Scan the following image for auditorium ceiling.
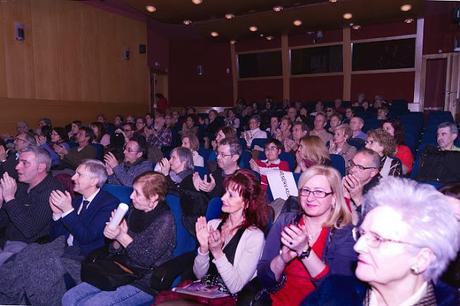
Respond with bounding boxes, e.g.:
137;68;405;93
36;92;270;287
117;0;424;40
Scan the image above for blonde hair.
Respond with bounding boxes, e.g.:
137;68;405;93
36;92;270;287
299;135;330;165
297;165;351;228
335;124;353;140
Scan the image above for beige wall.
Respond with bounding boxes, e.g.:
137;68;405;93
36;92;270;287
0;0;149;134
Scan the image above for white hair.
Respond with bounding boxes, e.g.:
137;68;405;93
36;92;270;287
363;176;460;282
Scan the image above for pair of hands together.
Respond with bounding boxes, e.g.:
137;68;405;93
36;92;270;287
342;173;364;205
0;172;18;204
192;173;215;193
279;223;311;264
195;216;224;259
104;152;119;176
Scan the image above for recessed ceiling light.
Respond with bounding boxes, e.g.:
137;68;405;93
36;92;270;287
183;19;192;25
249;26;258;32
293;20;302;26
225;13;235;20
352;24;361;30
266;36;274;41
404;18;414;24
400;4;412;12
230;40;237;44
210;31;219;37
259;33;265;37
273;6;283;12
329;0;337;3
145;5;156;13
192;0;203;5
343;13;353;20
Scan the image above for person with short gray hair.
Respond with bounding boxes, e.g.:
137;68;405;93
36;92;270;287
303;177;460;305
437;121;459;151
155;147;195;191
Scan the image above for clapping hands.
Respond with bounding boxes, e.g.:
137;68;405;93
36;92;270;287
192;173;216;193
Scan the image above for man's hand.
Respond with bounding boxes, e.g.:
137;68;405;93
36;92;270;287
49;190;73;214
104;152;119;169
343;174;364;206
198;174;216;193
1;173;17;202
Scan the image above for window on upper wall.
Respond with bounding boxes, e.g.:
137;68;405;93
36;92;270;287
352;38;415;71
290;45;343;75
238;51;282;78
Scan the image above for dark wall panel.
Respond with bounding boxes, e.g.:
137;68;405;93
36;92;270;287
351;72;414;102
290;75;343;102
238;79;283;102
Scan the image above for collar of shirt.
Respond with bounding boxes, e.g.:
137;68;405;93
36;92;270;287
82;188;101;211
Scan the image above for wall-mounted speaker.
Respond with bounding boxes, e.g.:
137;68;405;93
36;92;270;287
197;65;203;76
15;23;25;41
139;44;146;54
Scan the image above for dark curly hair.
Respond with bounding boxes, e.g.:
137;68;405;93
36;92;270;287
383;119;405;145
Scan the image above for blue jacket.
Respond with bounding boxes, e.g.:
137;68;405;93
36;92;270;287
302;275;459;306
257;212;358;291
50;190;119;256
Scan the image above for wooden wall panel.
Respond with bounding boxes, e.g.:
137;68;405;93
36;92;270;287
0;0;148;135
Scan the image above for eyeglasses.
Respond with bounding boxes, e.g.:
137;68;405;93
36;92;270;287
124;145;139;153
347;160;377;171
353;227;421;249
299;188;333;199
123;129;132;132
264;146;279;152
217;152;233;158
15;137;28;143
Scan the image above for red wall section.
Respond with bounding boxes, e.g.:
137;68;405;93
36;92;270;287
351;72;414;102
236;37;281;52
147;19;170;72
423;2;460;54
238;79;283;102
351;21;416;40
169;40;233;107
289;29;343;47
290;75;343;102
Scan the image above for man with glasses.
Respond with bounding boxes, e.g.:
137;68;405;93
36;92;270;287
0;132;37;180
193;137;241;198
343;148;381;216
105;135;153;187
0;146;64;265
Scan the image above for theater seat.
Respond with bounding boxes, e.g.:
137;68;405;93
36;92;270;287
206;197;223;221
101;184;133;204
329;154;346;177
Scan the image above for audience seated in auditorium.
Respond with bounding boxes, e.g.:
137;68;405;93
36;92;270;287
0;146;64;265
284;121;309;154
68;120;82;142
90;122;111;148
250;139;290;191
145;112;172;150
342;149;381;222
242;115;267;149
105;135;153;187
309;113;332;145
119;122;135;144
181;132;204;167
16;121;29;134
1;132;36;179
287;106;298;123
302;177;460;306
194;137;241;199
266;115;280;138
41;127;70;167
365;128;402;177
329;124;357;165
191;170;269;299
437;122;459;151
350;116;367;140
274;116;292;144
155;147;195;193
62;171;175;306
225;108;241;130
57;127;97;170
181;114;198;136
294;135;331;173
382;119;414;175
327;113;342;134
256;165;356;305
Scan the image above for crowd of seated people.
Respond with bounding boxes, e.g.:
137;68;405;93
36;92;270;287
0;94;455;305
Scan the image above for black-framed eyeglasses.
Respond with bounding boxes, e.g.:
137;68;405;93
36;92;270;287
347;160;377;171
123;145;139;153
353;227;421;249
299;188;333;199
217;152;233;158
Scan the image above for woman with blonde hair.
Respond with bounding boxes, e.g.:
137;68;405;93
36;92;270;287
257;165;356;305
329;124;356;165
295;135;331;173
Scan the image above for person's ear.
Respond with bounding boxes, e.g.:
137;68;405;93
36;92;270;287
231;154;240;162
37;162;47;173
411;248;434;275
149;193;159;207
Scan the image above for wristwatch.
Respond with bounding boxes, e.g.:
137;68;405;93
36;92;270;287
297;245;311;259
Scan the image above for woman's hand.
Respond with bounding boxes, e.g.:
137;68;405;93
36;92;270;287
280;224;310;255
158;158;170;176
104;210;121;240
208;228;224;259
249;159;260;173
195;216;210;253
279;245;297;264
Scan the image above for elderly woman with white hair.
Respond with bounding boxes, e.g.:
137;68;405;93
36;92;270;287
302;177;460;306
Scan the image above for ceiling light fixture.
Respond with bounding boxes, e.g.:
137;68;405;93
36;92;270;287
293;20;302;26
210;31;219;37
259;33;265;37
352;24;361;30
192;0;203;5
230;40;237;44
225;13;235;20
183;19;192;25
404;18;414;24
249;26;258;32
400;4;412;12
273;6;283;12
145;5;156;13
343;13;353;20
329;0;337;3
266;36;274;41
